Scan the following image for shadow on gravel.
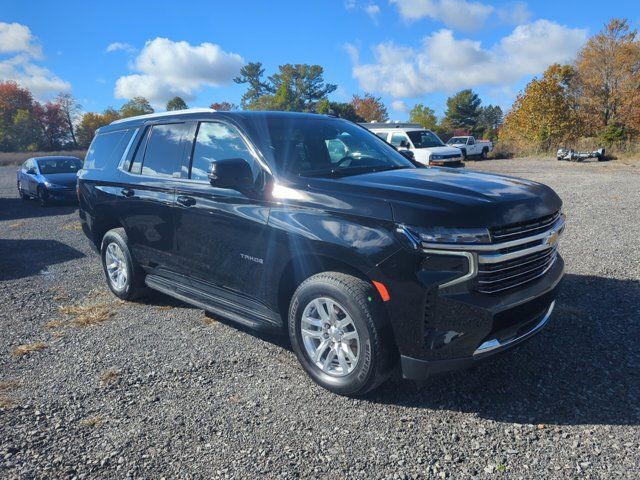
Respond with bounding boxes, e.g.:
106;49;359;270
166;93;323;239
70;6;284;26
0;239;85;281
367;273;640;427
0;197;77;221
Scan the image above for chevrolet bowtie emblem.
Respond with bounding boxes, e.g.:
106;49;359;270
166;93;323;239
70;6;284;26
545;230;559;247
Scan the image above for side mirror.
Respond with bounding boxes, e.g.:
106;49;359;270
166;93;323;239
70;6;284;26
208;158;253;189
399;140;410;149
27;168;37;175
400;150;415;161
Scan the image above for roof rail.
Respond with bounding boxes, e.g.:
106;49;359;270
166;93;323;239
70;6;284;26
359;122;423;130
110;108;217;125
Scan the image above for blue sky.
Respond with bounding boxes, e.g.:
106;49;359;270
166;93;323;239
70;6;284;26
1;0;638;119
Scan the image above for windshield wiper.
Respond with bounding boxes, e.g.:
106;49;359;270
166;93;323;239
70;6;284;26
302;164;411;178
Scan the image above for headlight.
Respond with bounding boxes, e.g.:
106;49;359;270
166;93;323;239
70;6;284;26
44;181;65;189
398;224;491;246
431;155;443;160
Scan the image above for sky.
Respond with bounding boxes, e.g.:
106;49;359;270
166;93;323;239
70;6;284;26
1;0;638;119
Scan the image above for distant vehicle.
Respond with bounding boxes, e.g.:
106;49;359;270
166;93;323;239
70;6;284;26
446;136;493;160
78;110;565;396
16;156;82;206
556;147;606;162
362;123;464;166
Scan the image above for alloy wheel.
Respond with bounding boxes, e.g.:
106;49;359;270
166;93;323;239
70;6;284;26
300;297;361;377
105;242;128;291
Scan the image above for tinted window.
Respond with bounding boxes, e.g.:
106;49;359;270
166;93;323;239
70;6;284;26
84;130;134;170
37;158;82;174
140;123;188;178
407;130;444;148
261;117;413;177
190;122;255;181
375;132;388;141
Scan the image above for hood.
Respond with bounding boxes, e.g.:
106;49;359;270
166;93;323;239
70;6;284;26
307;167;562;229
41;172;78;187
447;142;466;148
418;146;461;155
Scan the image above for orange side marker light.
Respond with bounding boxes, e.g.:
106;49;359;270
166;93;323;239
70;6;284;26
372;281;391;302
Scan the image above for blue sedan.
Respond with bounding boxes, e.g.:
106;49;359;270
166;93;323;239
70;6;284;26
17;156;82;206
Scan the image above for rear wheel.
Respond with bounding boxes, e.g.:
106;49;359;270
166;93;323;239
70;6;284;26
481;148;488;160
101;228;146;300
288;272;397;396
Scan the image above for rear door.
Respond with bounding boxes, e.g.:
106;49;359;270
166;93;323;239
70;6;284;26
172;120;270;297
117;122;189;271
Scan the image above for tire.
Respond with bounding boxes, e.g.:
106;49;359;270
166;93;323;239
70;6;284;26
481;148;488;160
101;228;146;300
17;182;28;200
460;149;467;160
37;186;49;207
288;272;397;396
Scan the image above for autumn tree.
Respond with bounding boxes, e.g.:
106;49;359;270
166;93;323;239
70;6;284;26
575;18;640;134
166;96;188;111
210;101;238;111
442;89;482;134
409;104;437;130
55;93;81;148
33;102;69;150
119;97;153;118
0;81;38;151
233;62;272;109
499;64;581;151
476;105;503;140
351;93;388;122
76;108;120;148
316;99;364;122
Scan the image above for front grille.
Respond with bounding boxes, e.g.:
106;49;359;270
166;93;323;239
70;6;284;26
474;211;564;294
476;246;558;293
490;211;560;242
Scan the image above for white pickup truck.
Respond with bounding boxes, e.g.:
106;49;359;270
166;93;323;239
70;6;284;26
363;123;464;166
446;136;493;159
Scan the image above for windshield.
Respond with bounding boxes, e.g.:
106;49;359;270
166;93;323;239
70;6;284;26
448;137;468;144
406;130;444;149
261;117;414;178
37;158;82;174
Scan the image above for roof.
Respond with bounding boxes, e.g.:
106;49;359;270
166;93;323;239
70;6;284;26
33;156;82;161
360;122;424;130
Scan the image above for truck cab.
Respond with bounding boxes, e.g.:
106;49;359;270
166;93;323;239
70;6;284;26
446;136;493;159
363;123;464;167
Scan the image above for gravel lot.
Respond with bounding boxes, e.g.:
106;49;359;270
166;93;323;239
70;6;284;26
1;158;639;479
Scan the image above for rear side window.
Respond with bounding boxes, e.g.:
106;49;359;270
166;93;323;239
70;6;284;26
84;130;134;170
190;122;255;181
139;123;188;178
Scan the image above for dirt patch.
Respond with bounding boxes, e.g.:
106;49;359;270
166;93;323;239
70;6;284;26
12;342;47;357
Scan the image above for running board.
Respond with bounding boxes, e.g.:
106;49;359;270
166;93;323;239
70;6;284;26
145;274;282;332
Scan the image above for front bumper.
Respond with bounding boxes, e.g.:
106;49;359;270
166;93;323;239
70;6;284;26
430;157;464;167
375;245;564;380
44;187;77;202
401;298;556;379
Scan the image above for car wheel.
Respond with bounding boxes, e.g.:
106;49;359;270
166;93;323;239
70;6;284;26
101;228;146;300
37;186;49;207
481;148;488;160
288;272;397;396
460;148;467;160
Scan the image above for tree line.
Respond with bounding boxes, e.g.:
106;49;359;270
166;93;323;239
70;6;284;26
1;17;636;154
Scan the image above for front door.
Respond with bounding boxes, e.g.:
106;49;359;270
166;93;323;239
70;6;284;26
173;121;270;299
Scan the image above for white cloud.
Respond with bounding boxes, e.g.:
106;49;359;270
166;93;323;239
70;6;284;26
114;38;244;107
350;20;587;98
390;0;494;31
345;0;357;9
0;54;70;98
365;4;381;23
106;42;136;54
0;22;70;99
498;2;532;24
0;22;42;58
390;0;533;30
392;100;409;112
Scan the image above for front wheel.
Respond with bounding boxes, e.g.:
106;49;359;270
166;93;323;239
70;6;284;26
288;272;397;396
18;182;28;200
101;228;146;300
37;186;49;207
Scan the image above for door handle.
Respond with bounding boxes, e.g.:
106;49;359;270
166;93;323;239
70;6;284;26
121;188;134;197
177;195;196;207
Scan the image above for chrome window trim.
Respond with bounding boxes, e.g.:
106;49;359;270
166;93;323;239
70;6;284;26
117;128;140;171
473;300;555;355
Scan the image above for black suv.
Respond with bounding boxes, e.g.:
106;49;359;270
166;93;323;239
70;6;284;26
78;110;564;396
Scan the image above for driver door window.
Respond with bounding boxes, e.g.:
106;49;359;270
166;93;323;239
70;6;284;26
190;122;256;181
390;133;410;148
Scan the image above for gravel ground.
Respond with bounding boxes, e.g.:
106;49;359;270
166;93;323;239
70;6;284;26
1;158;639;479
